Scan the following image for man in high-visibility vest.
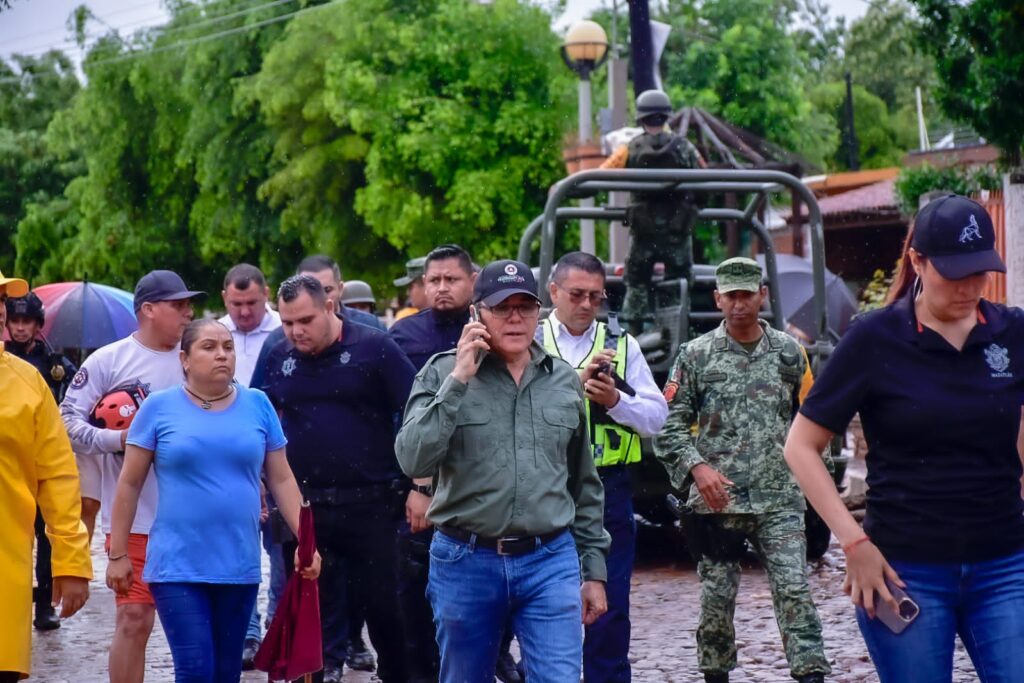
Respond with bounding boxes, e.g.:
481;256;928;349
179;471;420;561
536;252;669;683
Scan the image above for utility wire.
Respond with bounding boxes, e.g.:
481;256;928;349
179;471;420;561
84;0;340;69
8;0;298;59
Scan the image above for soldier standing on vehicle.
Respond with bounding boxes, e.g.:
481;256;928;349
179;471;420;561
601;89;704;333
654;257;830;683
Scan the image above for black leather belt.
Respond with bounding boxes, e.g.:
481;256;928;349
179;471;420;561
438;525;566;556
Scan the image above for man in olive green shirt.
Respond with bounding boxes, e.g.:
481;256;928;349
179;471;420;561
396;259;609;683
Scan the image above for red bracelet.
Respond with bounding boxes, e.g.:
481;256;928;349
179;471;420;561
842;536;870;554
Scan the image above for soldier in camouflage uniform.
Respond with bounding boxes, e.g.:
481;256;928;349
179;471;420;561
601;89;703;333
654;258;830;683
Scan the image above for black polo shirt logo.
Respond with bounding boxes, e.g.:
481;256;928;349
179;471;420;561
282;357;296;376
985;343;1012;378
340;351;351;365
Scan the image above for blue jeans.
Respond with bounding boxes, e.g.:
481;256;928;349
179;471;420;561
151;582;259;683
857;548;1024;683
246;522;286;641
427;529;582;683
584;466;635;683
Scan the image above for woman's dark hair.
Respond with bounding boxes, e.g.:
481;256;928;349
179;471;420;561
885;226;921;305
181;319;229;356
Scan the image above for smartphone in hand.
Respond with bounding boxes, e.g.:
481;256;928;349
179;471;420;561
875;580;919;634
468;305;486;366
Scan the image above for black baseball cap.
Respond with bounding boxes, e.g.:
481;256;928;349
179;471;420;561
473;259;540;307
133;270;206;312
911;194;1005;280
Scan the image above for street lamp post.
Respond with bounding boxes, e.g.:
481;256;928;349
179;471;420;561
561;20;608;255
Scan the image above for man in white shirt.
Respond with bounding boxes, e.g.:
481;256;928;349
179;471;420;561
217;264;280;388
61;270;204;683
536;251;668;683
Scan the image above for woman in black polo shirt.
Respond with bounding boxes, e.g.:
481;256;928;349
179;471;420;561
784;195;1024;682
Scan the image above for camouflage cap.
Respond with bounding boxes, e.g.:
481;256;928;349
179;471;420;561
393;256;427;287
715;257;762;293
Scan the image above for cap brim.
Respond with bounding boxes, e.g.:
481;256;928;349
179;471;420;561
928;250;1006;280
0;277;29;297
716;282;761;294
479;289;541;307
393;276;413;287
163;290;208;302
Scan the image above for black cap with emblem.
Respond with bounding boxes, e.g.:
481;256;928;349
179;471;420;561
911;194;1005;280
472;260;540;307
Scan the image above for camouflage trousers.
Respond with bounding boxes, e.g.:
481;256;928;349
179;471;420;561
622;200;696;330
696;511;830;677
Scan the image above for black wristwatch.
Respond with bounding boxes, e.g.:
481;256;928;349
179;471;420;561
411;483;434;497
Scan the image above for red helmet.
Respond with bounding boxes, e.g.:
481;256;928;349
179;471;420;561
89;382;150;430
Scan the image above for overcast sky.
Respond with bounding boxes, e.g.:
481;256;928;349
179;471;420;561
1;0;872;66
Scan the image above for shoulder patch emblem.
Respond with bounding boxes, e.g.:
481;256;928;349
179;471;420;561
70;367;89;390
663;381;679;402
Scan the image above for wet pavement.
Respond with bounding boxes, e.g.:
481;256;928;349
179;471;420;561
31;531;980;682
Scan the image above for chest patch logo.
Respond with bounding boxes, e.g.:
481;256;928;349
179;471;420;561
340;351;351;365
985;343;1011;376
959;214;982;243
282;357;296;377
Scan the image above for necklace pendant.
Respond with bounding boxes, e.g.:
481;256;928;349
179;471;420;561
201;400;212;410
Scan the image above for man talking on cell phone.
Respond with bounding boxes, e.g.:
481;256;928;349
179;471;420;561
396;259;609;683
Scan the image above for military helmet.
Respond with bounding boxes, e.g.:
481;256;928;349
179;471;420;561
636;89;673;124
341;280;376;306
6;291;45;325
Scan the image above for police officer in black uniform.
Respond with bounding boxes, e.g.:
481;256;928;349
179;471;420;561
4;292;77;631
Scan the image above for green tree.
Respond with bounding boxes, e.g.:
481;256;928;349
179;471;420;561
250;0;574;266
0;51;80;276
910;0;1024;162
657;0;836;167
809;82;913;171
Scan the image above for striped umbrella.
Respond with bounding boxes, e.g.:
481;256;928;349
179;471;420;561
33;281;138;350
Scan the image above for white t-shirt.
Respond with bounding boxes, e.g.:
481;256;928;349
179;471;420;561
60;334;184;535
217;307;281;387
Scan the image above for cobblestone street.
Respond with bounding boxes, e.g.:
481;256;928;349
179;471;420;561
32;531;980;682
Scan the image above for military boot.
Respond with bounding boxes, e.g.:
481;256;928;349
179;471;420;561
795;674;825;683
704;674;728;683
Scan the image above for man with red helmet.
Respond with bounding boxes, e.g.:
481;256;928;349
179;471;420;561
5;291;80;632
61;270;205;683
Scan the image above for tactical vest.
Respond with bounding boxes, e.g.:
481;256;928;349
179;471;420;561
627;131;686;170
538;318;642;467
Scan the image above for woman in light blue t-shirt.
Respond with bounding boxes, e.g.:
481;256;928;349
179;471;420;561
106;319;320;683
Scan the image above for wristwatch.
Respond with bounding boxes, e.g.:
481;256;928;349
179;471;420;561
411;483;434;497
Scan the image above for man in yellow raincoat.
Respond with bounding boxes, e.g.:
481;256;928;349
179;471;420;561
0;270;92;681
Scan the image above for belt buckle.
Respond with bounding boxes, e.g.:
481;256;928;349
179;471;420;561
496;536;521;556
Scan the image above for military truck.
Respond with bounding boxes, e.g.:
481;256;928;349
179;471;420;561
518;168;849;560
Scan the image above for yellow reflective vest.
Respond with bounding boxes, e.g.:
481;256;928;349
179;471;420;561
539;319;642;467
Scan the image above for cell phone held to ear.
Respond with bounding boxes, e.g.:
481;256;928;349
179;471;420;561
468;305;485;365
875;580;920;634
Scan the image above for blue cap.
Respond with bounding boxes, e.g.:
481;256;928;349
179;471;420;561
133;270;206;312
911;195;1005;280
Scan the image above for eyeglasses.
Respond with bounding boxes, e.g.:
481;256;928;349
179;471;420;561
481;301;542;319
554;283;607;306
